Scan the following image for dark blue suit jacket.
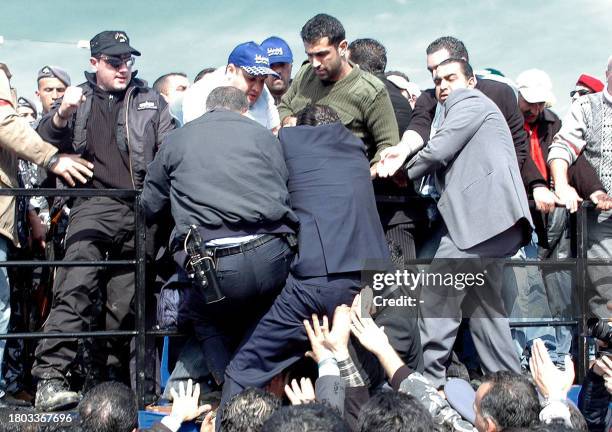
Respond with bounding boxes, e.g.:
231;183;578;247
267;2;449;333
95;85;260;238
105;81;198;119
279;123;390;277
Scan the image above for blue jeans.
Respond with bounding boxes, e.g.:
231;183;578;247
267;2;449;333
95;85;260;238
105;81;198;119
0;236;11;394
504;222;573;367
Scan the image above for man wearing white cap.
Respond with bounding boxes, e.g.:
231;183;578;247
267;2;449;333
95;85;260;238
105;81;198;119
511;69;609;367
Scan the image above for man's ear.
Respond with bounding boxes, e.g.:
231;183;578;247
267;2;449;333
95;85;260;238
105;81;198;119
338;40;348;57
226;64;237;75
467;75;477;89
90;57;99;72
485;417;498;432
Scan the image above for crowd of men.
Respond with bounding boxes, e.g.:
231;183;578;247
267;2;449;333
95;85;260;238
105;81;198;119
0;11;611;432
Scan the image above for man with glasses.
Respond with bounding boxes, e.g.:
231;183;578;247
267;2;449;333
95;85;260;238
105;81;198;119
549;56;612;321
571;73;604;102
32;30;175;411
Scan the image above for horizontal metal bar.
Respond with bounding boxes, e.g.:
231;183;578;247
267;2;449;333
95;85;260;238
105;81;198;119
0;330;138;340
146;329;183;337
0;188;139;198
509;320;579;328
0;260;135;267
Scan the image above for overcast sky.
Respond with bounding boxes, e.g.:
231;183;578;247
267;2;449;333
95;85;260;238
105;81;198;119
2;0;610;116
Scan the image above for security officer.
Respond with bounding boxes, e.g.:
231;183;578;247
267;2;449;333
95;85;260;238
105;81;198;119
32;30;175;411
143;86;298;387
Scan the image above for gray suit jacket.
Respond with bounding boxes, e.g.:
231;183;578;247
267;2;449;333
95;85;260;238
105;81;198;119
406;88;532;250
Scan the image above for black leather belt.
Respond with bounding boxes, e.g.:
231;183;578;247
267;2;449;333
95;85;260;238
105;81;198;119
208;234;281;258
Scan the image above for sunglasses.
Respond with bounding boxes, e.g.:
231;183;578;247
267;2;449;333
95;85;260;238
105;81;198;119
100;55;135;69
570;89;590;98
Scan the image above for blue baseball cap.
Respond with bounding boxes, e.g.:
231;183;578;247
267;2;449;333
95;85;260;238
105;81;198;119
260;36;293;65
227;42;279;77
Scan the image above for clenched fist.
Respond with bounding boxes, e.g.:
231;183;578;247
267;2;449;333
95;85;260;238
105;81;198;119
55;86;86;125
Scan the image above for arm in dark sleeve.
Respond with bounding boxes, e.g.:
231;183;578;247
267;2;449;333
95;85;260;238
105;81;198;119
384;79;413;135
406;88;436;143
497;84;541;190
477;79;539;190
142;141;172;222
578;369;611;432
315;375;346;416
35;98;72;151
569;155;606;198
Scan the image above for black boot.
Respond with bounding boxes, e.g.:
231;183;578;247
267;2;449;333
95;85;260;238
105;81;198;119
35;379;79;411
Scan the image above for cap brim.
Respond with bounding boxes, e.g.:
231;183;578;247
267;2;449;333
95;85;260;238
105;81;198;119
445;378;477;425
240;65;279;78
519;88;549;104
98;45;141;56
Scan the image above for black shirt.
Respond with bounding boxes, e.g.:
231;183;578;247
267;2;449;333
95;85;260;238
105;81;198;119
84;86;133;189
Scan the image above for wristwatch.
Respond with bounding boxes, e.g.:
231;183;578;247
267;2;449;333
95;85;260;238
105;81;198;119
46;154;60;170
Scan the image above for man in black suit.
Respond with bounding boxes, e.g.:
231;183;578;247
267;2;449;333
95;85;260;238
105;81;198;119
219;105;393;413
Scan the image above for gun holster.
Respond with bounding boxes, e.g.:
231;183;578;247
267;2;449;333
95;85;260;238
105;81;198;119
185;225;225;304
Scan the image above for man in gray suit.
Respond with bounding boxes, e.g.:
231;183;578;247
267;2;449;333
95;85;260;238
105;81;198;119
382;58;533;387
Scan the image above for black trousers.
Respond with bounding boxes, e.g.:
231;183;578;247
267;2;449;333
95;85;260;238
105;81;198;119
32;197;136;382
375;222;424;372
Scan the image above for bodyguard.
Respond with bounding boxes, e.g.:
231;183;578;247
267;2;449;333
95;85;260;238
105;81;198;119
32;30;174;410
143;86;298;387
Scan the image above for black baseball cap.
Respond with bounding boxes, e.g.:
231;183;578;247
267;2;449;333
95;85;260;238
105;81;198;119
90;30;141;57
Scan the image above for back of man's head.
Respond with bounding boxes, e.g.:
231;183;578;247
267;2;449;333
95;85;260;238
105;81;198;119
194;67;217;83
206;86;249;113
221;388;281;432
348;38;387;74
301;14;345;46
78;382;138;432
426;36;469;62
479;371;540;431
296;104;341;126
357;391;435;432
262;403;349;432
153;72;187;95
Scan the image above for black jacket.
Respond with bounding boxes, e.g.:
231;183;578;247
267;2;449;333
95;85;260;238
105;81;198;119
578;369;611;432
37;71;175;190
374;73;423;226
142;109;298;248
378;73;413;136
408;79;546;191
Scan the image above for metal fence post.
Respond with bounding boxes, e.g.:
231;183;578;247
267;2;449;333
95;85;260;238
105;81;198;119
576;204;589;383
134;192;147;409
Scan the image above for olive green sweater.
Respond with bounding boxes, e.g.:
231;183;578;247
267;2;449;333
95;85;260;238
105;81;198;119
278;63;399;164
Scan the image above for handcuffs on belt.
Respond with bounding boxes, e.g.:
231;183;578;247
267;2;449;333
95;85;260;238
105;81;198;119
184;225;225;304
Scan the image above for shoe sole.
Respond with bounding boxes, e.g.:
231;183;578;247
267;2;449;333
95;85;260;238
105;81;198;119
36;395;79;412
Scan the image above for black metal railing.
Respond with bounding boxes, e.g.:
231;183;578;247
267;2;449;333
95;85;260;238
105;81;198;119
0;188;150;408
0;189;608;408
